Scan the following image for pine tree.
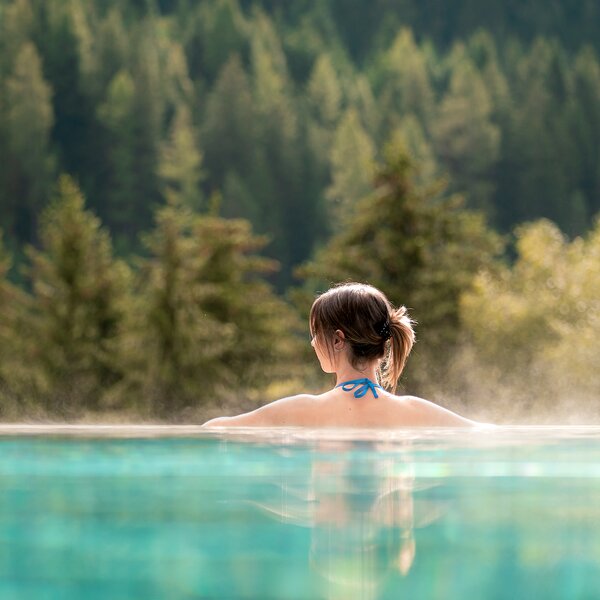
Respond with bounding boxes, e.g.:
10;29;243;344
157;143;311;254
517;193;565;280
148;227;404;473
96;69;137;239
4;41;55;241
376;29;435;129
0;230;33;417
325;108;376;226
307;53;342;128
123;197;302;417
94;8;129;95
158;104;205;211
27;175;132;415
432;55;501;213
305;53;344;188
299;138;502;388
570;46;600;218
497;39;578;231
199;0;248;82
0;0;35;77
249;10;305;281
203;55;256;188
395;115;439;188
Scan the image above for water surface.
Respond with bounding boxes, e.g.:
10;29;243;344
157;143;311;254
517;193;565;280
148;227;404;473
1;425;599;599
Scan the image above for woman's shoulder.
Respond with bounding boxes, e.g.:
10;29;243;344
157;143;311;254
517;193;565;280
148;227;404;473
201;393;318;428
386;393;482;427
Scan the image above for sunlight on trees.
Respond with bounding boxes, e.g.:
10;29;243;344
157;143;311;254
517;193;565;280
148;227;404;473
460;219;600;410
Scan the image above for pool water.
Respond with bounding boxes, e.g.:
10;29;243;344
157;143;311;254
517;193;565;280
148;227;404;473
1;426;600;599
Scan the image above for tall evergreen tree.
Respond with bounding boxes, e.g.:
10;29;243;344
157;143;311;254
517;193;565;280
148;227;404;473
96;69;138;240
0;230;32;416
432;54;500;213
497;39;579;232
122;197;302;417
3;42;55;242
203;55;256;189
27;175;131;415
158;104;204;211
376;29;435;133
307;53;342;128
299;137;502;389
199;0;248;82
570;46;600;218
326;108;376;227
305;53;344;200
249;10;306;280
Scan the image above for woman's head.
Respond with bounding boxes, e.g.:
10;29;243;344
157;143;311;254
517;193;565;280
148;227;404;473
309;282;416;391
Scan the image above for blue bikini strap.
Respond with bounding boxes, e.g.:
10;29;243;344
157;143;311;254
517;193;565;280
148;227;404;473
335;378;383;399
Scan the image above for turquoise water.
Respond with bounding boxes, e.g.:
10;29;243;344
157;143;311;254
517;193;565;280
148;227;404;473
1;426;600;599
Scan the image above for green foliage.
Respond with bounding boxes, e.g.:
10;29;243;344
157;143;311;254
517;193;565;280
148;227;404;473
432;54;500;212
299;137;503;388
158;104;205;210
202;55;256;193
1;0;600;420
375;28;435;127
0;230;32;417
26;175;132;415
3;40;55;239
307;53;342;127
325;108;375;227
197;0;248;82
117;197;303;417
0;176;303;420
96;68;137;236
1;0;600;284
461;218;600;405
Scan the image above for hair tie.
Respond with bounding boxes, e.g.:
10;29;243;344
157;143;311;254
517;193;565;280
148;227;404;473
377;319;391;340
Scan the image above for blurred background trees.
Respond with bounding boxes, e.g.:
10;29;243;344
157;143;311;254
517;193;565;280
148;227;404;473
0;0;599;421
2;0;600;283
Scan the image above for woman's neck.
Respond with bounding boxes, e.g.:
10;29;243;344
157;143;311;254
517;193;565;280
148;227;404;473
334;365;379;387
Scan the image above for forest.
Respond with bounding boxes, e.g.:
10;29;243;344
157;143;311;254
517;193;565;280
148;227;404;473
0;0;599;422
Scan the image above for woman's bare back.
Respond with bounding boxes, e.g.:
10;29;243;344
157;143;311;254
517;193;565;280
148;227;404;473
202;389;476;428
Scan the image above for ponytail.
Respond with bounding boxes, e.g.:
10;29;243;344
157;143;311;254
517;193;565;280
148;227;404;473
380;306;416;393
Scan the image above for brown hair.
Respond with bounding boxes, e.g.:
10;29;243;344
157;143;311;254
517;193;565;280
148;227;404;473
309;282;416;392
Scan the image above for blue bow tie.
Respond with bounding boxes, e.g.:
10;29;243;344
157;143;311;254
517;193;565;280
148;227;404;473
335;378;383;398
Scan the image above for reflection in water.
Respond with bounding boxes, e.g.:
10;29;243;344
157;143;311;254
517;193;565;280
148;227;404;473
251;441;444;600
4;431;600;598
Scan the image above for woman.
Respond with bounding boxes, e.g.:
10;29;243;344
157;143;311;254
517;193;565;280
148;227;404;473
202;282;478;428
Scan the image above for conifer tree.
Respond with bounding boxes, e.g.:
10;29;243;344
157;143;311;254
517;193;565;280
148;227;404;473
305;53;344;187
123;197;302;417
377;29;435;129
4;41;55;241
326;108;375;226
307;54;342;128
94;8;129;94
27;175;131;415
570;46;600;218
0;0;35;76
97;69;138;239
432;55;500;213
249;10;305;280
0;231;32;416
299;137;502;387
203;55;256;188
497;39;578;231
395;115;439;187
199;0;248;82
158;104;204;211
